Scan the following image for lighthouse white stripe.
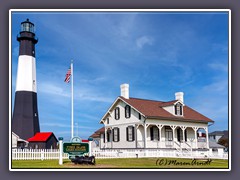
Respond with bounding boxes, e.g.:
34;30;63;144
15;55;37;93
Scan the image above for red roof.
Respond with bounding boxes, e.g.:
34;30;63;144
82;139;89;142
28;132;54;142
120;96;213;123
90;127;105;138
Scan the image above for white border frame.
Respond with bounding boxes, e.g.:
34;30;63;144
9;9;231;172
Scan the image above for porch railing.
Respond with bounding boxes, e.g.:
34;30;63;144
101;140;208;149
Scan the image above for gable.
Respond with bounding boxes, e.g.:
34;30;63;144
99;97;144;124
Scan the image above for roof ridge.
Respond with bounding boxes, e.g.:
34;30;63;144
124;96;166;103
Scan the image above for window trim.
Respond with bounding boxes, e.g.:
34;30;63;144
125;105;131;118
113;127;120;142
165;127;173;141
126;126;135;142
175;102;183;116
150;126;159;141
115;107;120;120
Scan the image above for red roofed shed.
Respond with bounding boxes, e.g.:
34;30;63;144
27;132;58;149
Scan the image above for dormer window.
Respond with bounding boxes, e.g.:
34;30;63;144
125;105;131;118
175;102;183;116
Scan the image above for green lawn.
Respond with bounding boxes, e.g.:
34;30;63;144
11;158;229;169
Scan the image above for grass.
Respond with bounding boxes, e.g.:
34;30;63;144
11;158;229;169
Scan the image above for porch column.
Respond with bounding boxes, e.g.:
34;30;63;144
135;124;138;148
193;127;198;148
180;126;186;143
204;127;209;149
144;123;147;148
170;125;177;147
144;123;149;148
157;125;163;148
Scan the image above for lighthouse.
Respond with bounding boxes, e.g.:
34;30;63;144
12;19;40;140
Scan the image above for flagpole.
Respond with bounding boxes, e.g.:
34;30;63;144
71;60;74;139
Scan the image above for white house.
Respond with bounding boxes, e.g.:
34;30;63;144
209;131;227;143
12;132;29;149
91;84;214;154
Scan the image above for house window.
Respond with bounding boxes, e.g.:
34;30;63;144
138;113;141;120
107;129;111;142
113;127;120;142
150;126;159;141
106;118;109;124
125;105;131;118
165;127;173;141
175;102;183;116
126;126;135;142
115;107;120;120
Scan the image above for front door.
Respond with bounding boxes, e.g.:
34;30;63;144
177;128;183;142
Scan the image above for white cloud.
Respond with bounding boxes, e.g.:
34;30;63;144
136;36;154;49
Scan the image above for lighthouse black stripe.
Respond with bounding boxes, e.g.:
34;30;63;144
17;32;37;57
12;91;40;140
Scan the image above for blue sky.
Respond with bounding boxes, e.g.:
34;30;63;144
11;11;229;141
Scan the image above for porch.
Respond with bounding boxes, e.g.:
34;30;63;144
136;124;209;149
102;123;209;150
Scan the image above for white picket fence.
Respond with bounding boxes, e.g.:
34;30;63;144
12;148;228;160
12;149;69;160
92;149;228;160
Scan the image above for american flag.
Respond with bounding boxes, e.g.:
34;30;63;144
64;67;71;83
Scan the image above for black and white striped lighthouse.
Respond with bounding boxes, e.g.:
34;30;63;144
12;19;40;140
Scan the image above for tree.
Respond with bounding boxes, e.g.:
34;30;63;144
218;137;228;148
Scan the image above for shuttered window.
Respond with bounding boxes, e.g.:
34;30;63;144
126;126;135;142
115;107;120;120
125;105;131;118
113;128;120;142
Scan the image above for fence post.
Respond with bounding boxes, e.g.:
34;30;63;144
58;137;63;165
88;137;93;156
